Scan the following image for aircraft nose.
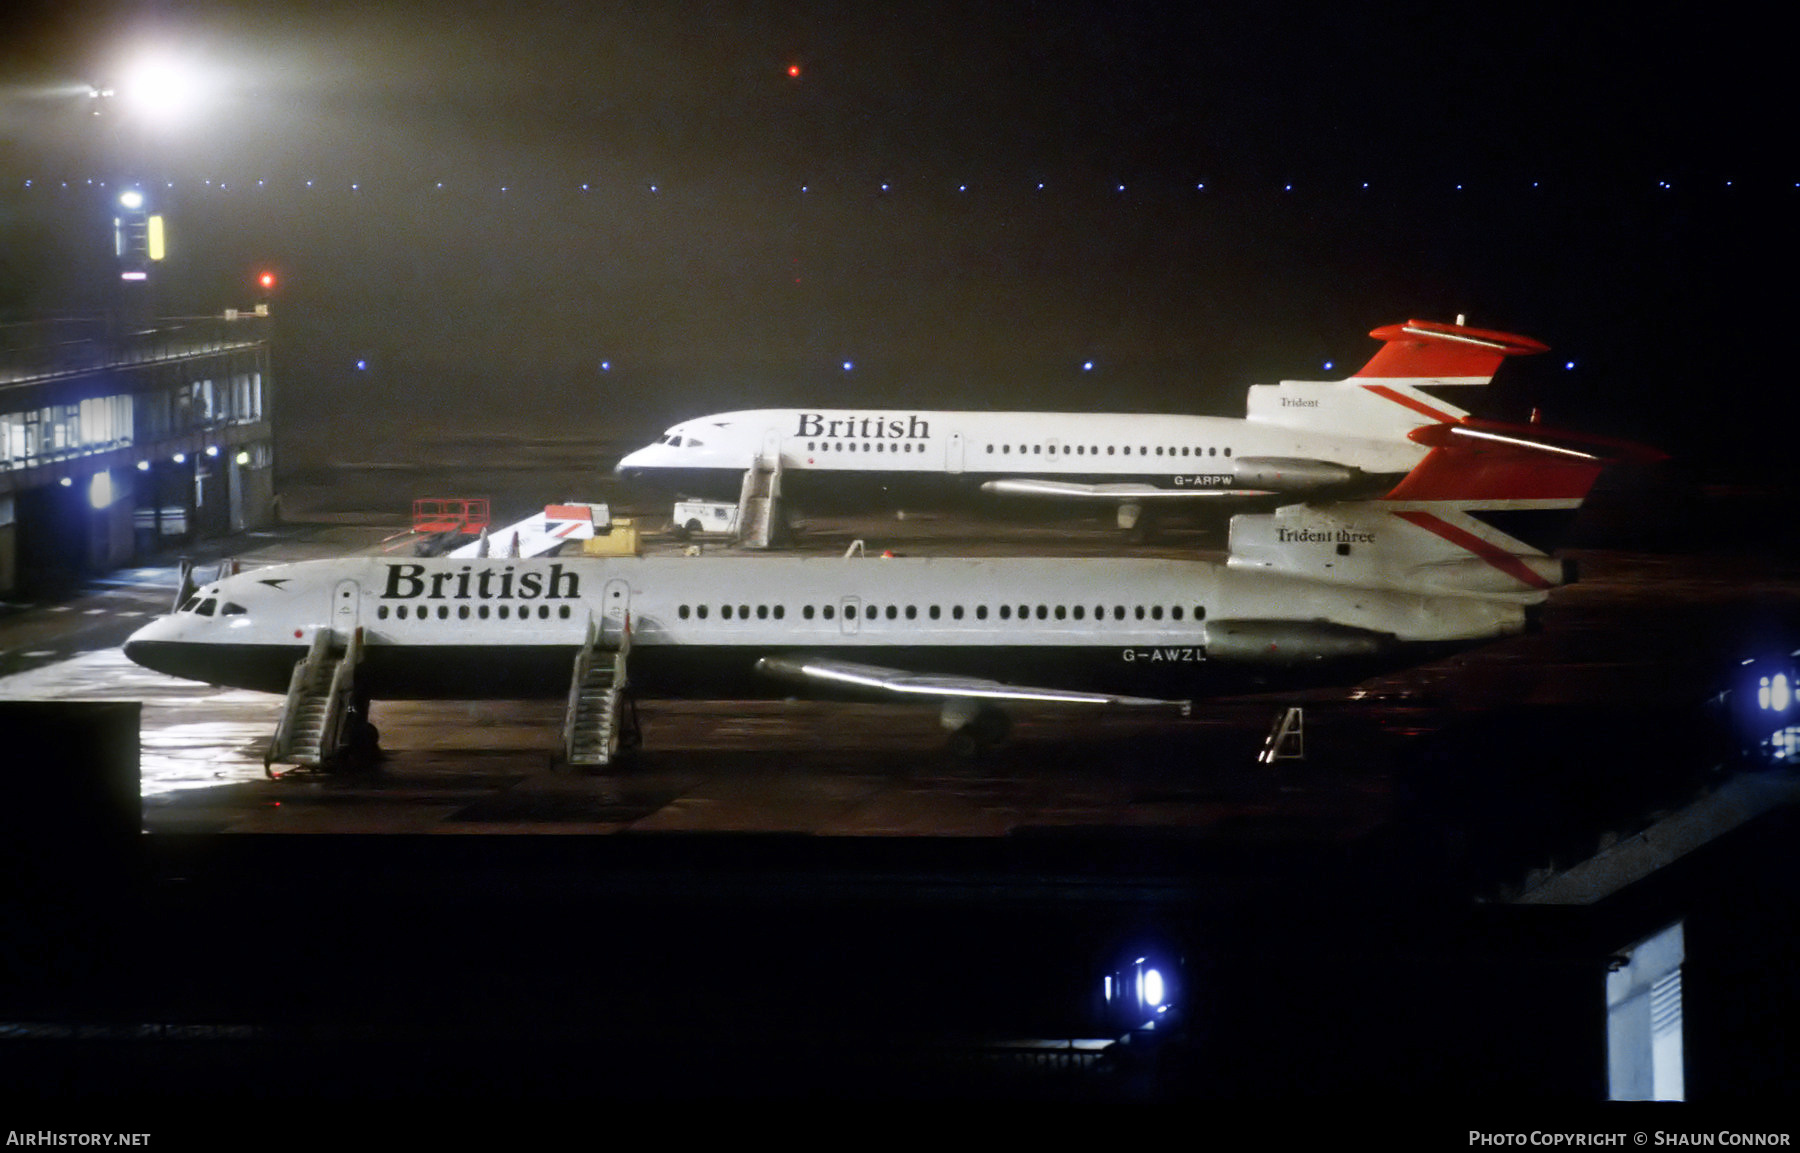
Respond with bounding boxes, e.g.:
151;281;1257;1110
123;615;177;670
123;612;212;681
122;632;167;676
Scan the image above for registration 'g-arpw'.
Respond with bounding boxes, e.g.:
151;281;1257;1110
614;318;1549;529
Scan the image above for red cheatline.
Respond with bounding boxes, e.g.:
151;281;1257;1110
1393;510;1555;590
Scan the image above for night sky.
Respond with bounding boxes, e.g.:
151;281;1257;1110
1;1;1789;474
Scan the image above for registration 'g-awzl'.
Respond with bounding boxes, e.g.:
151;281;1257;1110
125;418;1659;767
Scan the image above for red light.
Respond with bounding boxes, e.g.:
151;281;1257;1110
258;271;276;290
787;64;801;78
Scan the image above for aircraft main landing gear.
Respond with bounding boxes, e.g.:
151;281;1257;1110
942;699;1012;756
341;710;383;773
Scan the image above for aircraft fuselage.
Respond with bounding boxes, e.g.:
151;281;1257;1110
614;409;1422;509
124;554;1525;703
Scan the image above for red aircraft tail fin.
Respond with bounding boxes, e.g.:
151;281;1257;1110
1353;318;1549;383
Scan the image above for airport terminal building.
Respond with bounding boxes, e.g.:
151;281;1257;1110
0;312;275;596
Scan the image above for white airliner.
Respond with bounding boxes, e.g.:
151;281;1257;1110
614;318;1550;529
125;416;1658;761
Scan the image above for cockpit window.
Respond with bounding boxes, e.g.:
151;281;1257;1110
178;596;202;613
221;602;248;616
195;598;218;617
684;437;703;448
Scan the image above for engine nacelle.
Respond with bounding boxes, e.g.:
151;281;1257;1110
1232;456;1358;492
1203;619;1397;666
1228;504;1569;597
1228;505;1395;585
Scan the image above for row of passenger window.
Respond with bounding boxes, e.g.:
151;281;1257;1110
801;440;1234;459
676;602;1203;623
375;600;1203;624
804;441;925;453
986;444;1232;458
376;603;574;621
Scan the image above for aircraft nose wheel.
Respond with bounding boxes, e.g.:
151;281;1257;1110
345;719;382;771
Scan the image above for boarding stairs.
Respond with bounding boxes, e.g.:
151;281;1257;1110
1257;705;1306;765
266;627;365;773
735;451;783;549
563;615;635;766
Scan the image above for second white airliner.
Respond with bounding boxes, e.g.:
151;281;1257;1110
614;318;1549;529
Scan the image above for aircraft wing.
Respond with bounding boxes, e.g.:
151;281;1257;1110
979;478;1274;501
755;655;1191;714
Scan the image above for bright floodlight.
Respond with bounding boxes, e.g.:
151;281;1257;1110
119;53;202;126
119;189;144;210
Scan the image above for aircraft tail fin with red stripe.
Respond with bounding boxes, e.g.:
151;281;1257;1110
1246;319;1549;443
1227;419;1664;600
1353;319;1549;382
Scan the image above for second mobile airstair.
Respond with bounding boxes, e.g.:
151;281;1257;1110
734;451;783;549
563;615;637;767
